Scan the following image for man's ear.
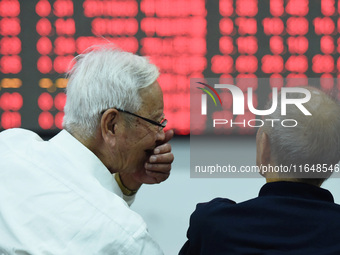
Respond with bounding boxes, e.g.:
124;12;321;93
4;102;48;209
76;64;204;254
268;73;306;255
100;109;119;145
256;128;271;166
259;131;271;165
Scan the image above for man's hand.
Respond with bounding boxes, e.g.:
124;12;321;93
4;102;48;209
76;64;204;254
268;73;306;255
119;129;174;191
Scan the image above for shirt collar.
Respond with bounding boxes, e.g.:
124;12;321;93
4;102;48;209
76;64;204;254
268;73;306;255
259;181;334;203
49;130;116;193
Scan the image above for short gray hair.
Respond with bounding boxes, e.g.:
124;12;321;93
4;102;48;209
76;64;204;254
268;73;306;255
263;87;340;184
63;45;159;139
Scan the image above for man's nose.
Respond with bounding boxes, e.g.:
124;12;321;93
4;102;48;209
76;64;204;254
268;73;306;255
156;128;166;142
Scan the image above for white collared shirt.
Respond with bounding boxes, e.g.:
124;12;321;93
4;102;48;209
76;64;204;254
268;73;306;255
0;128;163;255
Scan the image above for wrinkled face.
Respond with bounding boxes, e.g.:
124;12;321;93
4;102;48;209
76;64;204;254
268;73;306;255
114;81;166;173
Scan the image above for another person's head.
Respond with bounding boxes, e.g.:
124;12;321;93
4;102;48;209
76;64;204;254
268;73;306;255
256;86;340;186
63;45;166;173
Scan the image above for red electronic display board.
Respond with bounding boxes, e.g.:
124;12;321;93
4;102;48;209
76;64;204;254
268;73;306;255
0;0;339;135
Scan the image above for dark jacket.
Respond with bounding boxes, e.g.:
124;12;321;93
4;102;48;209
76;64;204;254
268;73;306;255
180;181;340;255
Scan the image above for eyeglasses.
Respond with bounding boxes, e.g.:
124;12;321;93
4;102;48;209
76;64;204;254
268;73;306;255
101;108;167;129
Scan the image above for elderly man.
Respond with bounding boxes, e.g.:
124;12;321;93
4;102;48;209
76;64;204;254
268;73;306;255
0;47;174;254
180;86;340;254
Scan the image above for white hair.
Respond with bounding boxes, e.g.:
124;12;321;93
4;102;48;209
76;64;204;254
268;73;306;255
263;87;340;184
63;45;159;139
